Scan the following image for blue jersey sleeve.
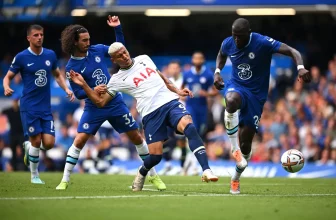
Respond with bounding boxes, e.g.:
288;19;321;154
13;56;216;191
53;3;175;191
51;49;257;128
51;51;58;70
8;54;22;74
114;25;125;46
262;35;282;53
69;80;88;100
220;38;229;55
95;44;110;58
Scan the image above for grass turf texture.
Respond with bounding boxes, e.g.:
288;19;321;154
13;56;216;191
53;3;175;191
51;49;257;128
0;172;335;220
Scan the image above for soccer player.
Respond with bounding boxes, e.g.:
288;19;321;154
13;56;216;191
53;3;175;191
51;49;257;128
56;16;165;191
69;42;219;192
213;18;311;194
3;24;74;184
183;52;219;138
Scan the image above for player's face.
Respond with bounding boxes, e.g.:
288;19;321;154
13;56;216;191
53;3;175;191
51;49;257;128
27;29;44;48
111;47;132;67
192;53;205;68
76;33;90;53
167;63;181;77
232;30;250;49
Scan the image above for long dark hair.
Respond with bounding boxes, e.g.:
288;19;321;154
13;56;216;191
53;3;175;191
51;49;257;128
60;25;88;55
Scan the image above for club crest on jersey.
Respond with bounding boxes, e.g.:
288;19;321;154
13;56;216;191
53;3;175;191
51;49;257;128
237;63;252;80
45;60;51;66
83;123;89;130
248;52;255;59
29;126;35;133
95;56;101;63
200;77;207;84
133;67;156;87
65;72;71;80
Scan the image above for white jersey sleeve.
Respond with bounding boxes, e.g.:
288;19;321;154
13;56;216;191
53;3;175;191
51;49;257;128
108;55;179;117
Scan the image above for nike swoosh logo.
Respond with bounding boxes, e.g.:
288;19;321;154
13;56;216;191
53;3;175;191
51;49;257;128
27;63;34;66
129;122;136;127
230;55;237;57
81;67;86;73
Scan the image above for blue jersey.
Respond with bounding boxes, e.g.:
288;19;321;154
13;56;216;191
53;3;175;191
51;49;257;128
183;66;214;109
9;47;58;112
66;44;124;111
221;32;282;103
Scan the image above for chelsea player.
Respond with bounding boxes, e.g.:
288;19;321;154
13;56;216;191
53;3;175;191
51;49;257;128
213;18;311;194
3;24;74;184
56;16;165;190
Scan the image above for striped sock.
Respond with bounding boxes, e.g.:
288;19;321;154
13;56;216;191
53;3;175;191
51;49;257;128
62;144;81;182
225;110;240;153
28;146;40;178
232;165;245;181
135;140;157;176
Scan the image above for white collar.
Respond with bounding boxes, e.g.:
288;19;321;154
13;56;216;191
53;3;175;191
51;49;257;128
71;51;88;60
28;47;43;55
245;33;253;48
191;65;206;75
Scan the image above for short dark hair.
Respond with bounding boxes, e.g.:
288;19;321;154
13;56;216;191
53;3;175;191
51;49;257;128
169;60;181;66
27;24;43;36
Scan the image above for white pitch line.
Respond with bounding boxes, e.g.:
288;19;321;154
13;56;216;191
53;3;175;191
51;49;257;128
142;183;303;187
1;193;335;201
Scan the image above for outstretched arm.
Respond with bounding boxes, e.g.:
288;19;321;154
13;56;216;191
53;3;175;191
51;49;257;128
107;15;125;45
157;69;193;98
69;70;113;107
277;43;311;83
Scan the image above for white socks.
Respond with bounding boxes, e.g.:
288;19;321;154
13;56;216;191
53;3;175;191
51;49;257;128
28;146;40;178
62;144;81;182
224;110;240;153
135;140;157;176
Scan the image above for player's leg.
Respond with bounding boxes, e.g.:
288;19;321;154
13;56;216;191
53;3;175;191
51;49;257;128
40;114;56;150
176;114;218;182
20;111;45;184
230;125;255;194
225;91;248;169
56;110;101;190
176;136;187;170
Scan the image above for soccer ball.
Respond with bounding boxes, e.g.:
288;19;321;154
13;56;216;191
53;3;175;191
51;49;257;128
281;149;304;173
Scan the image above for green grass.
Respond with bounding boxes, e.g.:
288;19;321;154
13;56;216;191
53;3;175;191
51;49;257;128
0;172;336;220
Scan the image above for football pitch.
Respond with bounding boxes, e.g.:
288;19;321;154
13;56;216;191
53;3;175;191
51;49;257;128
0;173;335;220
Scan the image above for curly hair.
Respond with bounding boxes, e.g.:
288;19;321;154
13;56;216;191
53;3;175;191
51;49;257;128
60;25;88;55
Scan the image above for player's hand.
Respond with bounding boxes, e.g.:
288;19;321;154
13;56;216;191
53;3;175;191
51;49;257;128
69;70;85;86
4;86;14;96
178;88;193;98
298;68;311;83
214;72;224;90
107;15;120;27
94;84;107;95
65;88;75;102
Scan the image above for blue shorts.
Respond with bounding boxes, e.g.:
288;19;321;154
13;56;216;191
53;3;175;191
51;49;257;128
142;99;189;144
20;111;55;137
224;81;264;132
78;102;139;135
186;107;208;136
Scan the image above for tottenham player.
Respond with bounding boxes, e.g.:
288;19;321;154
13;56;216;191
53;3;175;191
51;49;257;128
69;42;219;191
213;18;311;194
56;16;165;191
3;24;74;184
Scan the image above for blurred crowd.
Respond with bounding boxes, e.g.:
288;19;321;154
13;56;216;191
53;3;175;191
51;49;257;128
0;52;336;172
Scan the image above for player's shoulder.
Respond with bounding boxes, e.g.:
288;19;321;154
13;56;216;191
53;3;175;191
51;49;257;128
90;44;107;52
135;54;151;61
222;36;234;47
252;32;273;44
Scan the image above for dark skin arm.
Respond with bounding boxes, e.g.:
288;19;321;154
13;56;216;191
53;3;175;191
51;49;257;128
277;43;311;83
213;49;228;90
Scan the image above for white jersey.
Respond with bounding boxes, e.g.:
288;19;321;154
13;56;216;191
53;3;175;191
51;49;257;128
107;55;179;117
169;74;183;90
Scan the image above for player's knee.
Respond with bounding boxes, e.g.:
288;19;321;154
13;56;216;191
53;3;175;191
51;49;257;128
225;96;240;113
126;130;143;145
73;133;90;149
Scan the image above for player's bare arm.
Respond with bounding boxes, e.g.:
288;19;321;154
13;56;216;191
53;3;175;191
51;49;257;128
69;70;113;107
94;84;107;95
52;68;75;102
277;43;311;83
157;69;193;98
3;70;15;96
214;49;227;90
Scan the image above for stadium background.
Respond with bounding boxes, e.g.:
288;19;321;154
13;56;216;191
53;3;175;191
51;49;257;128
0;0;335;178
